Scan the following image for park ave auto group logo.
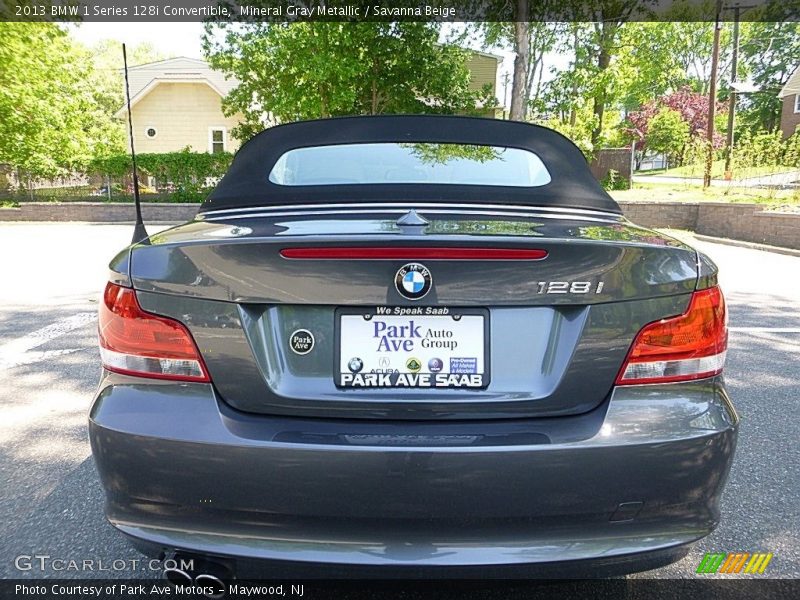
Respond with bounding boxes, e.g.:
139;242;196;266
340;304;485;388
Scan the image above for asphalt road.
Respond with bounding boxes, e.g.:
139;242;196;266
0;222;798;584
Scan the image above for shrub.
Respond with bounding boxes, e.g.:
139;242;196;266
601;169;629;191
732;129;800;171
88;149;233;202
646;108;690;167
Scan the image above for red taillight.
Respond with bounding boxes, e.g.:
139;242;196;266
98;282;209;382
616;286;728;385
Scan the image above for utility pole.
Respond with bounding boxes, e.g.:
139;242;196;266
724;5;742;175
704;1;723;188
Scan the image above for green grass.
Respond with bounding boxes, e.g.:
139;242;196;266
610;182;800;206
640;160;797;180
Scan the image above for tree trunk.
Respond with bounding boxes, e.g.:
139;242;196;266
318;25;331;118
509;1;530;121
569;26;579;126
371;59;379;114
319;83;330;118
591;23;613;148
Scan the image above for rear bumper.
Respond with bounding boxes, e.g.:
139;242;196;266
89;375;737;575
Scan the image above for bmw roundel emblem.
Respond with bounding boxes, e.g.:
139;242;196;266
395;263;432;300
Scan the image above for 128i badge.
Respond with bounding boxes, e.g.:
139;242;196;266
395;263;432;300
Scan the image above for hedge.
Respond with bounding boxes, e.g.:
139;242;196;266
88;150;234;201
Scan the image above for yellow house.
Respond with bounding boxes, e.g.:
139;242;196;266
466;50;504;118
118;52;502;155
116;57;243;154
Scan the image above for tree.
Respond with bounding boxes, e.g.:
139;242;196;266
615;22;727;111
536;2;636;147
738;21;800;133
579;1;641;147
626;87;727;164
646;108;690;166
85;39;168;120
480;17;562;120
0;23;125;178
203;22;494;139
509;1;530;120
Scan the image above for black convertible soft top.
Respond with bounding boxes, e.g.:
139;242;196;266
199;115;622;215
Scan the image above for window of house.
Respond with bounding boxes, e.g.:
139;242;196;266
795;94;800;114
209;128;226;154
145;127;157;139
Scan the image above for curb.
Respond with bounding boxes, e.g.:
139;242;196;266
692;234;800;258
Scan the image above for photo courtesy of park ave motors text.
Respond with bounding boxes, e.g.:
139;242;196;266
1;0;799;597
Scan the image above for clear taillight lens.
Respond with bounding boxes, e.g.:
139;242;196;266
616;286;728;385
98;282;209;382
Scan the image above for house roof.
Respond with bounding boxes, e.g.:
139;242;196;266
115;57;239;118
779;65;800;98
469;49;504;62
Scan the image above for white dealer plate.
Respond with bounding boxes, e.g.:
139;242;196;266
336;308;489;388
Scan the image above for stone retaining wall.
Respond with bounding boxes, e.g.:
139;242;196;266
617;201;799;250
0;202;199;223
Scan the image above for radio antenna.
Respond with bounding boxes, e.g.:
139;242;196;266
123;43;148;244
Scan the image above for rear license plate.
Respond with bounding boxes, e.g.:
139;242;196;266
335;308;489;388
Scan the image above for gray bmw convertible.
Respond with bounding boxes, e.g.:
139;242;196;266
90;115;737;580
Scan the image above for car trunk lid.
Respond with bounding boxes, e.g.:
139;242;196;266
128;208;699;419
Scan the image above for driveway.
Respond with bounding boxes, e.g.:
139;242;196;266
0;222;798;582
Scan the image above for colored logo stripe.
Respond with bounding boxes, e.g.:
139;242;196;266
697;552;773;574
745;553;773;574
697;553;726;573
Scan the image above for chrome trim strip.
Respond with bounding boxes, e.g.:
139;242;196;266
198;202;623;220
199;208;620;224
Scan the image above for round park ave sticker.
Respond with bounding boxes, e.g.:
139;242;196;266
289;329;315;355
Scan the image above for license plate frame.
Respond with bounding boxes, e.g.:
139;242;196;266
334;307;490;389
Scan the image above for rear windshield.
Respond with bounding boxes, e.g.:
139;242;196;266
268;142;552;187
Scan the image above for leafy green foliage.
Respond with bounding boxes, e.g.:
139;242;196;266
89;150;231;179
615;21;722;110
479;14;563;121
0;23;125;178
89;150;233;202
600;169;629;191
203;22;495;139
626;87;726;166
534;15;798;149
82;39;167;132
646;108;691;165
738;22;800;133
733;130;800;171
536;117;596;159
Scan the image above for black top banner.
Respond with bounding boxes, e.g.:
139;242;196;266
2;0;799;22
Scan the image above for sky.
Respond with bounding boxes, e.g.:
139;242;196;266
68;22;207;58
